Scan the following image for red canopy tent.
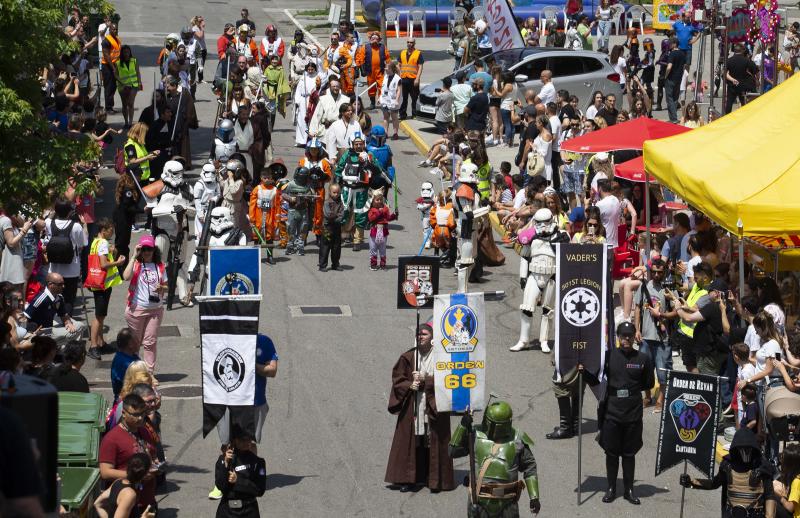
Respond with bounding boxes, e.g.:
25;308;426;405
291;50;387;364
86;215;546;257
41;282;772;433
560;118;692;153
614;156;657;183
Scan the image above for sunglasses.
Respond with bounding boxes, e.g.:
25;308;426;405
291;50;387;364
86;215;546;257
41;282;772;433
587;223;598;227
140;246;154;251
48;281;65;286
124;409;146;418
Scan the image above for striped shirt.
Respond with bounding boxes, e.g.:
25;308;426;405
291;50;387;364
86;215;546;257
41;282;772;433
24;288;66;330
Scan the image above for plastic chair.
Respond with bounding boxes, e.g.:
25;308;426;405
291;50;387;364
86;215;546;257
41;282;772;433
609;4;626;35
449;7;468;32
408;8;427;38
385;7;401;39
470;6;486;22
539;6;561;34
626;5;646;34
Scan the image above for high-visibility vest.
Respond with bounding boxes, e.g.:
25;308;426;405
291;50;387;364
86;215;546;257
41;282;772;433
102;34;121;65
476;162;491;201
678;283;708;338
124;138;151;180
399;49;421;79
116;58;139;88
90;238;122;290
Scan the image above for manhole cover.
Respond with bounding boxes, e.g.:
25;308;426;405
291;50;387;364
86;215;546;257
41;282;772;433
288;305;352;317
159;326;181;337
159;385;202;398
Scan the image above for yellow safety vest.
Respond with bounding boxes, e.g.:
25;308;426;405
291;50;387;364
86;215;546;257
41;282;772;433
678;284;708;338
124;138;151;180
90;238;122;290
116;58;139;88
399;49;421;79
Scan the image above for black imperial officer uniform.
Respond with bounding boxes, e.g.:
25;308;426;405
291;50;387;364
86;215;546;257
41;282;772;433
214;430;267;517
598;321;654;505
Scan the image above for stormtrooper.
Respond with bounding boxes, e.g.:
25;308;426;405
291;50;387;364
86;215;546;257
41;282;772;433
416;182;435;249
152;160;195;306
213;119;237;164
510;208;569;352
192;161;221;237
186;206;246;291
454;162;489;294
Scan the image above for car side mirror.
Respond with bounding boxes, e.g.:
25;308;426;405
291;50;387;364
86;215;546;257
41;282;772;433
514;74;529;83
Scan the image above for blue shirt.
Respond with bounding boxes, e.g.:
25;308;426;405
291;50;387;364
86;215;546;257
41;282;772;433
255;334;278;406
111;350;140;399
367;144;392;170
672;21;699;51
469;71;493;91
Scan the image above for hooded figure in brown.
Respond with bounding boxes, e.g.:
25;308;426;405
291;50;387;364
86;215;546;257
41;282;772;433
385;323;456;492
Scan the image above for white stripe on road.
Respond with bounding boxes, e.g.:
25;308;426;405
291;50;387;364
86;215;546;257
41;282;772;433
199;315;259;321
280;9;322;48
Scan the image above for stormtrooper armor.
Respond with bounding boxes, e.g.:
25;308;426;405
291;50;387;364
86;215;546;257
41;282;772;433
209;206;246;246
455;162;490;293
214;119;238;164
417;182;435;248
192;162;220;235
152;160;195;303
510;208;569;352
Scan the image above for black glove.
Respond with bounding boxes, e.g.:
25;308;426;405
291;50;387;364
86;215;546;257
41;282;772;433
520;277;527;290
460;413;473;429
679;474;692;488
530;498;540;514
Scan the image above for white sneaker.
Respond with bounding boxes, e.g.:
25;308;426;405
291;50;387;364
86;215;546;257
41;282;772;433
672;350;680;357
418;160;430;167
509;341;528;352
540;341;551;353
430;167;443;176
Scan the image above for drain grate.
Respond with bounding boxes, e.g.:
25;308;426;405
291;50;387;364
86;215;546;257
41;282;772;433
160;385;202;398
159;326;181;337
289;305;352;317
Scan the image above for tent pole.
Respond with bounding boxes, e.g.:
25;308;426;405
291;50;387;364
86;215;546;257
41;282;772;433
645;175;652;260
737;219;745;300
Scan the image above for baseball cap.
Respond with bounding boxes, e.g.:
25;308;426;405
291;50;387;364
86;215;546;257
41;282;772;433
708;278;729;293
617;321;636;337
568;206;585;223
139;235;156;248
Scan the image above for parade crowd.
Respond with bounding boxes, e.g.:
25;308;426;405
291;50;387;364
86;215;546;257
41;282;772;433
2;1;800;517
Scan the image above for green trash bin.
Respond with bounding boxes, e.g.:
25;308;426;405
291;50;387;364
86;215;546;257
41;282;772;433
59;392;108;428
59;467;100;516
58;422;100;467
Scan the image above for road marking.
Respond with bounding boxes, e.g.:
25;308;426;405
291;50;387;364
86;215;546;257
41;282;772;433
280;9;322;47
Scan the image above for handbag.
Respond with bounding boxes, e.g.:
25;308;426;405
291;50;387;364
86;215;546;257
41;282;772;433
84;253;107;290
527;150;545;177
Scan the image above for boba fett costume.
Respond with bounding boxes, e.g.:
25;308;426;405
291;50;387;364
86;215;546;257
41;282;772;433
449;402;541;517
333;135;381;250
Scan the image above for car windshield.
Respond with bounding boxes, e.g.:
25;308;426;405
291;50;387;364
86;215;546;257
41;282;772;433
447;50;523;82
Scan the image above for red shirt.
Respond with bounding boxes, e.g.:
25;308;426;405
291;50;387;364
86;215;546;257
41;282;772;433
217;35;232;59
99;424;157;506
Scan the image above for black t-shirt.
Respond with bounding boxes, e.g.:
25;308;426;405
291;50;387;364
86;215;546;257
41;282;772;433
694;302;724;355
516;121;537;164
666;49;686;82
48;366;91;393
559;104;577;123
606;347;654;423
727;54;758;91
465;92;489;131
0;407;42;500
597;106;618;127
236;19;256;33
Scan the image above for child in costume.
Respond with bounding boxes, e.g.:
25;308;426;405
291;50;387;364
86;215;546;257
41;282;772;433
415;182;435;249
366;191;397;270
429;189;456;263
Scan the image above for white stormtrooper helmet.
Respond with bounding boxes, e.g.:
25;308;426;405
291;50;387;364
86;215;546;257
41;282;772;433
209;206;234;236
458;162;479;184
533;208;556;236
201;162;217;183
420;182;434;199
162;160;185;188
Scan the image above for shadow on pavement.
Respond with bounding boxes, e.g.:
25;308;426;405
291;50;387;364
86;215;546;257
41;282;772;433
266;473;316;490
156;372;189;383
576;475;670;504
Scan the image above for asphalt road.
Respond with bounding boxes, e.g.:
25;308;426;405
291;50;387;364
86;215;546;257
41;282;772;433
78;1;718;516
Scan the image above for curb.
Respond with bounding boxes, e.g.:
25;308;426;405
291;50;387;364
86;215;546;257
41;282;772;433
399;120;431;157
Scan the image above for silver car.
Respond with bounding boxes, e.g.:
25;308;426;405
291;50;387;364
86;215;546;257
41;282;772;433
416;48;621;118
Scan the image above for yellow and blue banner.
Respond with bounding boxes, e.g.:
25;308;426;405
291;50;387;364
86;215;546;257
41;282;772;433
432;292;486;413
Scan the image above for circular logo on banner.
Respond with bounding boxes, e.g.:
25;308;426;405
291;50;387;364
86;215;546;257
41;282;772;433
561;287;601;327
214;272;255;296
440;304;479;353
213;348;246;392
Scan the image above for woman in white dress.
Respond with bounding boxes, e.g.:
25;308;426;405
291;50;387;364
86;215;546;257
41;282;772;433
533;114;553;182
379;61;402;139
294;61;321;146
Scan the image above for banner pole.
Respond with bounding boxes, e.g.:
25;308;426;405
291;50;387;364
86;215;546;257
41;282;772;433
577;368;583;506
413;308;420;428
679;459;688;518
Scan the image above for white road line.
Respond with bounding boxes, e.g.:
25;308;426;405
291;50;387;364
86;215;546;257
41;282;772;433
280;8;322;48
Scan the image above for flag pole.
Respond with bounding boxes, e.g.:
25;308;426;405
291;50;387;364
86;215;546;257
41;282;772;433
679;459;688;518
413;307;420;429
577;366;583;506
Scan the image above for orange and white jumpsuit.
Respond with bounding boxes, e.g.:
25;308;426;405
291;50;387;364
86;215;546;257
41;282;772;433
429;201;456;250
249;183;281;242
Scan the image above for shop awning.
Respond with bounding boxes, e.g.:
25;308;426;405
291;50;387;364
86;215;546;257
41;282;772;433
560;117;692;153
614;156;657;183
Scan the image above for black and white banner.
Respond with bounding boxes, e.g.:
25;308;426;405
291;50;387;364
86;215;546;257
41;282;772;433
200;296;260;437
655;370;720;478
554;243;608;382
397;255;440;309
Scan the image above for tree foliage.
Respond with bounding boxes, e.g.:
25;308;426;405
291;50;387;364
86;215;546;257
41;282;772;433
0;0;113;215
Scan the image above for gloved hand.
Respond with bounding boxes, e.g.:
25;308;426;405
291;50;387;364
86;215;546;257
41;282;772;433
530;498;541;514
520;277;527;290
679;474;692;488
460;412;473;429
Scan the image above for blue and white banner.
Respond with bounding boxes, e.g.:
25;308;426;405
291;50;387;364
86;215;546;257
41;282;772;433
432;292;486;413
208;246;261;296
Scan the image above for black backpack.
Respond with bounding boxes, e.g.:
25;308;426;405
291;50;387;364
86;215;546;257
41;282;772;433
46;220;76;264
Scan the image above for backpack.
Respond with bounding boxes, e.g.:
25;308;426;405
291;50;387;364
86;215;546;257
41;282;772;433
114;147;127;175
46;220;76;264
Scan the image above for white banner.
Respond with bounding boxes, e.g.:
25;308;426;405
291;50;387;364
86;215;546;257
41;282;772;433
485;0;525;51
433;292;486;413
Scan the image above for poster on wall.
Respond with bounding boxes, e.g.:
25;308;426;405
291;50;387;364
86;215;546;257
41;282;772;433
653;0;692;30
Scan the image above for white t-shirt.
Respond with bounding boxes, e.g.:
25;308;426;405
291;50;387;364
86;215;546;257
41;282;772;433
132;262;166;309
538;82;556;105
475;20;492;49
754;338;782;383
586;104;599;121
596;195;621;247
513;189;527;210
744;324;760;352
95;237;110;257
45;218;86;279
548;115;562;151
615;57;627;85
685;255;702;281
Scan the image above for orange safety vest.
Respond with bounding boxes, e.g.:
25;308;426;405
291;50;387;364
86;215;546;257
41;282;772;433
399;49;421;79
102;34;121;65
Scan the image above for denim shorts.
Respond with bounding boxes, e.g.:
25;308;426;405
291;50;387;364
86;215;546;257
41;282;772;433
561;170;585;194
640;339;672;385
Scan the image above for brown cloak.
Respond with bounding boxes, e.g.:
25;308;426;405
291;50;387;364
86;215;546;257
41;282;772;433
384;349;456;490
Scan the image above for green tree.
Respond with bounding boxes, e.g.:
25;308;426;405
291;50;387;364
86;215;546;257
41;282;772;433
0;0;113;215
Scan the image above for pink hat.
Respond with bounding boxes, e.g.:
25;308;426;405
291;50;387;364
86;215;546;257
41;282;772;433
139;235;156;247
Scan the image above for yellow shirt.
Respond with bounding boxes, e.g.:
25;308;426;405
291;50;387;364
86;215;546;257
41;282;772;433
789;477;800;518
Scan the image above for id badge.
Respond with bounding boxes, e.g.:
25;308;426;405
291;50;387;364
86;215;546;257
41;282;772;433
228;499;243;509
617;389;630;398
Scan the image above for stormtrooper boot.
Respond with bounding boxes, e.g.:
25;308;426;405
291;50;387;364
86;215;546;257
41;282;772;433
510;312;532;351
538;313;551;353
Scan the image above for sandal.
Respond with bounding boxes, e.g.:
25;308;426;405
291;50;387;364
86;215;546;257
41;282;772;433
181;295;194;307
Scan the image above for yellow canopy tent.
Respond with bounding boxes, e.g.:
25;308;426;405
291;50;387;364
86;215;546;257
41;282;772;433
643;73;800;240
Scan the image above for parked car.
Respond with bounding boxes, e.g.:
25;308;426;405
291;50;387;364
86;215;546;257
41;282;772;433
416;48;620;119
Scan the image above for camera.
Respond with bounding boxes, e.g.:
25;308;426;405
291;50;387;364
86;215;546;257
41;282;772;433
148;294;161;303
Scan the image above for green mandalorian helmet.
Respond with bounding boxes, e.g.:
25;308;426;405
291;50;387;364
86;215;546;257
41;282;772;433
483;401;514;441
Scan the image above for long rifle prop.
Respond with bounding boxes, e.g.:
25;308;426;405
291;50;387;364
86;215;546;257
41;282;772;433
165;209;187;310
188;198;219;289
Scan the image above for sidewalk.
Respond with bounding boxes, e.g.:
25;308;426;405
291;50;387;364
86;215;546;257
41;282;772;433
401;118;519;167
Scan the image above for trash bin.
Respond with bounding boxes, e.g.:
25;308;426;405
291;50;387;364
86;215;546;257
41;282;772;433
59;392;108;432
59;467;100;517
58;422;100;467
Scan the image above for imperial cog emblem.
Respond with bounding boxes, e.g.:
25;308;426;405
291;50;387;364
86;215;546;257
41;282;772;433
214;272;255;296
561;287;600;327
213;349;245;392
